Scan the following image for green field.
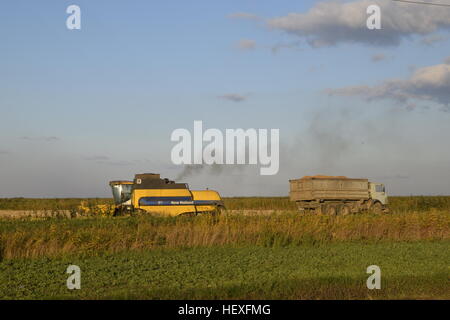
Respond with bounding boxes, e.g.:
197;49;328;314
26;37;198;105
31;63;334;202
1;242;448;299
0;197;449;300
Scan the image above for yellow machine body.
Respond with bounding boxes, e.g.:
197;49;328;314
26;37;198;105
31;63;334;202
133;188;222;216
110;173;223;216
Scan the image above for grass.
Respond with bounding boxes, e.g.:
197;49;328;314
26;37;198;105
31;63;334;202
0;196;449;300
0;242;448;299
0;198;112;211
0;211;448;260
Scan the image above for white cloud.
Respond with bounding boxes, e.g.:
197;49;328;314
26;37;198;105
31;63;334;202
371;53;387;62
420;34;447;46
267;0;450;47
218;94;248;102
20;136;60;142
326;59;450;110
83;155;109;161
83;155;134;166
270;41;302;54
236;39;256;51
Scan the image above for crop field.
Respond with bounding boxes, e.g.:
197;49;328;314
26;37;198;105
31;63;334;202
0;196;449;299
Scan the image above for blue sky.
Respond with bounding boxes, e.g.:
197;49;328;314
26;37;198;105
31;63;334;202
1;0;450;197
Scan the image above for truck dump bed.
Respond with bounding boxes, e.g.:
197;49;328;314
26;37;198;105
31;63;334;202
289;176;369;201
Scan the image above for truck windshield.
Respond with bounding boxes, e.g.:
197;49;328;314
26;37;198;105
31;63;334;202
375;185;385;193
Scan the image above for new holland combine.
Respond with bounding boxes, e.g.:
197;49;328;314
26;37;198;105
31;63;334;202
109;173;224;216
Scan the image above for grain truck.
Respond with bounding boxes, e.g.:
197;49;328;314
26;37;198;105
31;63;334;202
289;175;388;215
109;173;224;216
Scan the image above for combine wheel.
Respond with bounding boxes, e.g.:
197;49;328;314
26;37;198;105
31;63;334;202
112;208;121;217
211;206;224;216
179;212;197;217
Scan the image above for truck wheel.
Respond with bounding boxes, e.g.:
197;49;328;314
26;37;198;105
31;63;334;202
371;202;383;214
316;205;325;215
325;204;337;216
341;205;352;216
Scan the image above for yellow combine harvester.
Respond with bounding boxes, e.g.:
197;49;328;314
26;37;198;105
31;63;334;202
109;173;224;216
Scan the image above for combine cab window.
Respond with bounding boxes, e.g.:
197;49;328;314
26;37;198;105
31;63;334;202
111;184;133;205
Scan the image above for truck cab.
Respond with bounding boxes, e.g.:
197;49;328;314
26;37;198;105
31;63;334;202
369;183;388;205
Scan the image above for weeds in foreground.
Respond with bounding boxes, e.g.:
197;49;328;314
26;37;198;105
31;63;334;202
0;210;448;260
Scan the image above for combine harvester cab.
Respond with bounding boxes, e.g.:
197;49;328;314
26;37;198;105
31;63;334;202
109;173;224;216
289;175;389;215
